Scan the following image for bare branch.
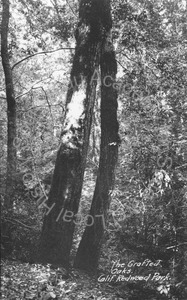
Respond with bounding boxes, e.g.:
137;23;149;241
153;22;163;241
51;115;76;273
116;59;128;72
15;90;31;100
166;242;187;249
4;218;38;230
33;86;55;125
66;0;77;18
12;48;75;71
176;162;187;169
15;77;53;100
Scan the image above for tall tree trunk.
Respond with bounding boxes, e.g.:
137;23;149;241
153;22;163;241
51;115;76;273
74;5;119;273
1;0;17;209
40;0;111;267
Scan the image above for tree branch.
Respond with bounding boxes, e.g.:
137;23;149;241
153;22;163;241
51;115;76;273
39;86;54;125
12;48;75;71
166;242;187;249
116;59;128;72
66;0;77;18
176;162;187;169
15;77;54;99
4;218;38;230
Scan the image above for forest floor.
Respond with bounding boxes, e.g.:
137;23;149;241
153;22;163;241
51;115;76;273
1;260;124;300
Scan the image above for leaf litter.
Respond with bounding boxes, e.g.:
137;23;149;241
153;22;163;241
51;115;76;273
0;260;123;300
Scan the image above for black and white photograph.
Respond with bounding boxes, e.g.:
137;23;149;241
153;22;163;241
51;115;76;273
1;0;187;299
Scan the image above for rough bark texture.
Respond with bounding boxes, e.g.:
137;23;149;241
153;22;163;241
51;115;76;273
40;0;110;267
1;0;17;208
74;4;119;273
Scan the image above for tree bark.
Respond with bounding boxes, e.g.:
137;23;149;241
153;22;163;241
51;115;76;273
74;5;119;273
40;0;111;267
1;0;17;208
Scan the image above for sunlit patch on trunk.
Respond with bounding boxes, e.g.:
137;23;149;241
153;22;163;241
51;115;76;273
61;87;86;147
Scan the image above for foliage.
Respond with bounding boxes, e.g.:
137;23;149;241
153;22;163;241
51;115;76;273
1;188;42;262
1;0;187;299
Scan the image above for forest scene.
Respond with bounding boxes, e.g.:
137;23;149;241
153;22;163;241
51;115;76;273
0;0;187;299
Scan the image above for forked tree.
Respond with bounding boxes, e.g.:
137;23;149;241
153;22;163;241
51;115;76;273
40;0;115;268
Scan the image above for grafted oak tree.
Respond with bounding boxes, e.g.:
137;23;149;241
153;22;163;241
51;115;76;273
74;1;119;272
1;0;17;208
40;0;112;267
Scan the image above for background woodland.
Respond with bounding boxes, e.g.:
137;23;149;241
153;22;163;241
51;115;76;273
1;0;187;299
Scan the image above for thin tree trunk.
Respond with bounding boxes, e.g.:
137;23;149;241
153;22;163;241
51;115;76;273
40;0;111;267
1;0;17;209
74;6;119;273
